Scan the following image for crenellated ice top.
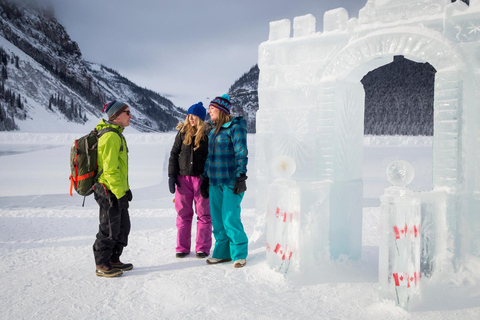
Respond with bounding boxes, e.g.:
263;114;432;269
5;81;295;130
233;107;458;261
267;0;479;42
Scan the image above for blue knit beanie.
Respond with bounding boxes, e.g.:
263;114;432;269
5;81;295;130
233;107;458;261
103;100;128;120
187;102;206;121
210;94;231;114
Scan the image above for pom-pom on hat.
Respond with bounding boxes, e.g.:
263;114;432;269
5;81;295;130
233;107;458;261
209;94;231;114
187;102;206;121
102;100;128;120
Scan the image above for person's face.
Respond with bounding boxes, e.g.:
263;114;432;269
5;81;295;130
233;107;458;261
208;105;220;122
188;114;198;127
114;108;132;127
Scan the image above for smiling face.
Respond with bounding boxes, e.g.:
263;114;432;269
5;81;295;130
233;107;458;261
208;105;220;122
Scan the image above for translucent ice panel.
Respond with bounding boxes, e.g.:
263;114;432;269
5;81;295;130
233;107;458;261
379;187;421;310
266;179;301;273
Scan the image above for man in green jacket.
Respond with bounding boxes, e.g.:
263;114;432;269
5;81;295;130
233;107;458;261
93;100;133;277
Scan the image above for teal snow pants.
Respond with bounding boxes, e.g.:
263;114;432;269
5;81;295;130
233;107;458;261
209;184;248;261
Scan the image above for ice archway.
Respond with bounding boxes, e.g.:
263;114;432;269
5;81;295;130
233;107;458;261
256;0;480;271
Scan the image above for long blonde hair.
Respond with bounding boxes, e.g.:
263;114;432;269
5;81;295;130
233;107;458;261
213;111;233;135
181;114;206;150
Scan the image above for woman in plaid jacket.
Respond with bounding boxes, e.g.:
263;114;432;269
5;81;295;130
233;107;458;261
200;94;249;268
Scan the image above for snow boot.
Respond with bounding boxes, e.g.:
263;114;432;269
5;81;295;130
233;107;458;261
196;251;208;259
176;252;189;258
95;263;123;277
110;260;134;271
206;257;232;264
233;259;246;268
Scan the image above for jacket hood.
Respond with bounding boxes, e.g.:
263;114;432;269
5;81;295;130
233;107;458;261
223;116;246;129
175;122;184;131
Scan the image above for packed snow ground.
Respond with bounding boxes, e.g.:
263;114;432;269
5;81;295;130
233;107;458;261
0;132;479;319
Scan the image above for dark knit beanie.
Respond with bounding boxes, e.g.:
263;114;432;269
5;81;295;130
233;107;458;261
102;100;128;120
209;94;231;114
187;102;206;121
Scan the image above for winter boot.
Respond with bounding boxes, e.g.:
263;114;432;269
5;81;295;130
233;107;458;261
196;251;208;259
95;262;123;277
206;257;232;264
233;259;246;268
176;252;189;258
110;260;134;271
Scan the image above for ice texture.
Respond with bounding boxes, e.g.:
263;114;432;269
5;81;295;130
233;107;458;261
293;14;316;38
257;0;480;281
266;178;301;273
268;19;290;41
386;160;415;187
323;8;348;32
379;185;421;310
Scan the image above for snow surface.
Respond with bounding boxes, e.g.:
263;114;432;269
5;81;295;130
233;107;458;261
0;132;479;319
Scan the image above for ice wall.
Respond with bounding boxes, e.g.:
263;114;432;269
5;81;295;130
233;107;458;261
257;0;480;272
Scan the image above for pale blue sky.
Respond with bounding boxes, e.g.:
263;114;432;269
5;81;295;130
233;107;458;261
46;0;366;108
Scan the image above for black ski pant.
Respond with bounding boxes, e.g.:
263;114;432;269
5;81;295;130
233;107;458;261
93;193;131;265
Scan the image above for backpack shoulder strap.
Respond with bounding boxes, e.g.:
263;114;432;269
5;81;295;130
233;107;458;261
94;127;125;182
97;127;124;152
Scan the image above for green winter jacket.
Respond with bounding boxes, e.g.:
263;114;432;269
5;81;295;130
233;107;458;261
95;119;129;199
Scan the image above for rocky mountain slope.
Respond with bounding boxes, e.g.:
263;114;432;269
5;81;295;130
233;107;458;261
227;65;259;133
0;0;185;132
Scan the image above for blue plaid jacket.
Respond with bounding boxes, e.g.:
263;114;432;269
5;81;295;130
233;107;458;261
204;117;248;186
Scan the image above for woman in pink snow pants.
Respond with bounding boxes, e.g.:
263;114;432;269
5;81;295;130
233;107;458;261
168;102;212;259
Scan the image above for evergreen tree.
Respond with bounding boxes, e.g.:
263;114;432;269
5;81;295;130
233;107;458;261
16;94;22;110
1;65;7;80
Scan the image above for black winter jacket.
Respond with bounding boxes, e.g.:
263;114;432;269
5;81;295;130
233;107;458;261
168;123;210;177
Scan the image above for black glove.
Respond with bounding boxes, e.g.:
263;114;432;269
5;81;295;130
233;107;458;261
118;195;129;209
233;174;247;194
126;189;133;202
200;176;209;199
168;175;180;194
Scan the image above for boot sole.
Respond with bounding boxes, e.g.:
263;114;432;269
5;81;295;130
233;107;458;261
95;269;123;277
206;258;232;265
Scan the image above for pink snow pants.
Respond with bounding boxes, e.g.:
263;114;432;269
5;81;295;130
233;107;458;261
175;175;212;254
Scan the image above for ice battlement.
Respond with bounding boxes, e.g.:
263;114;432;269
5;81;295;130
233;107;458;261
267;0;480;43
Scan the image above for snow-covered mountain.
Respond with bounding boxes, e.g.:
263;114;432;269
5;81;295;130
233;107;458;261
228;65;259;133
0;0;186;132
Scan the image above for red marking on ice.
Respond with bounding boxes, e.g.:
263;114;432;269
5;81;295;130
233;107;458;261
393;224;420;239
272;243;294;260
393;273;400;286
394;226;400;239
274;243;281;254
392;272;420;287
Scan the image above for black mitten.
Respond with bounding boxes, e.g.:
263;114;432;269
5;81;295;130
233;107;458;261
200;176;209;199
169;175;180;194
233;174;247;194
126;189;133;202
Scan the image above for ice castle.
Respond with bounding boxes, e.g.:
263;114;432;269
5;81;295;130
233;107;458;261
256;0;480;275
